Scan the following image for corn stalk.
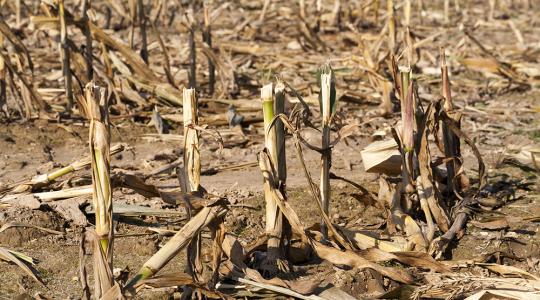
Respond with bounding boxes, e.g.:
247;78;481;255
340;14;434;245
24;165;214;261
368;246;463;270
274;82;287;190
260;83;287;277
188;10;196;89
399;66;415;198
138;0;148;64
202;4;215;95
125;201;228;292
440;48;465;201
0;35;5;116
319;72;331;239
387;0;396;53
274;79;291;253
4;144;125;194
81;0;93;80
183;87;203;283
85;82;113;297
59;0;74;111
404;0;411;27
183;88;201;192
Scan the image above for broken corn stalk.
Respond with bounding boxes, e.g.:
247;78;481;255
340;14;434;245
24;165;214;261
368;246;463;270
183;87;203;282
183;88;201;192
399;66;415;195
318;64;336;240
261;83;285;272
86;83;112;254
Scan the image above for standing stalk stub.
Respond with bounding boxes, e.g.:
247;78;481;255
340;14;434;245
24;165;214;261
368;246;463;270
85;82;114;298
398;66;415;196
440;48;452;111
182;88;201;193
261;84;277;164
260;83;289;277
137;0;148;64
85;83;112;252
274;81;287;186
318;64;336;240
59;0;74;112
203;3;215;96
440;49;465;199
387;0;396;53
182;88;203;283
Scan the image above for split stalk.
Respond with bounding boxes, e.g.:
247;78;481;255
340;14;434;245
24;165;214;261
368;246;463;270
261;83;284;272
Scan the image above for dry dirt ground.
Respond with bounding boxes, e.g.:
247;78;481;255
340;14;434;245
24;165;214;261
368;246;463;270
1;0;540;299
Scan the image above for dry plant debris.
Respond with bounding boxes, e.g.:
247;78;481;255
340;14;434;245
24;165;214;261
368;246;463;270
0;0;539;299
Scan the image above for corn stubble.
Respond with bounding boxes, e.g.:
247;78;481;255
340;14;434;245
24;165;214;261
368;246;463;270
369;45;487;256
182;87;204;285
1;1;530;299
84;82;114;297
258;83;289;277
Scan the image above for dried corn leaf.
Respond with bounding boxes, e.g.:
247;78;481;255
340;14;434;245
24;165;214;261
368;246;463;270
0;20;33;72
359;248;451;273
85;229;114;298
477;263;540;280
361;139;401;175
465;289;540;300
126;199;228;288
459;57;503;76
0;247;43;285
134;273;223;298
258;151;413;284
221;234;323;295
505;144;540;171
0;222;64;235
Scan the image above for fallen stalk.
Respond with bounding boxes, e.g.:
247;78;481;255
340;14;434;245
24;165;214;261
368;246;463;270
2;144;125;194
232;277;325;300
125;201;228;291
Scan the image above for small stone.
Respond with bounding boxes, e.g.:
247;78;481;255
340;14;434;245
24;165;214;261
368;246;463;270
287;40;301;50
